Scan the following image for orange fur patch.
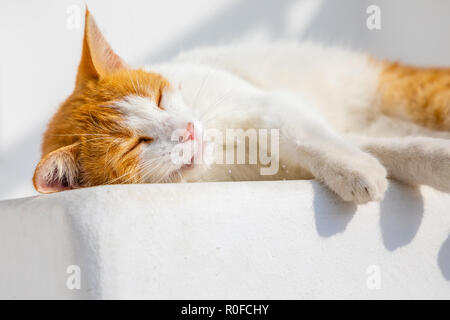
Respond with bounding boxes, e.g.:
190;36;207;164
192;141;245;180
40;69;169;188
34;9;170;192
377;61;450;131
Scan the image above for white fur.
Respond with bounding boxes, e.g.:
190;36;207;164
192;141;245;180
116;42;450;203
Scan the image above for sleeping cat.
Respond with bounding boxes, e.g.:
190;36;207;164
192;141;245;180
33;9;450;204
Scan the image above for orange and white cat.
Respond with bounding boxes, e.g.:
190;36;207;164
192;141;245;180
33;9;450;204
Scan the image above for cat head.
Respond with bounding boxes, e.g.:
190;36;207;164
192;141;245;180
33;9;200;193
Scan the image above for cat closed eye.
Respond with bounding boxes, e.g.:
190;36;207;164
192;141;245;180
125;136;154;155
140;137;154;144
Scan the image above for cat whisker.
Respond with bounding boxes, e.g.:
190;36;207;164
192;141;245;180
136;157;166;183
139;163;164;183
104;170;133;185
139;154;179;184
50;133;109;137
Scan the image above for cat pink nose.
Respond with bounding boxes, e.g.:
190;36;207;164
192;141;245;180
182;122;195;142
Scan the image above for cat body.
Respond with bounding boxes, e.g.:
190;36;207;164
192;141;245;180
149;47;380;184
33;10;450;204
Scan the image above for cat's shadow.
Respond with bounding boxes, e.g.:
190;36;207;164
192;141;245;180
438;234;450;281
313;183;450;282
312;181;424;251
312;181;357;237
379;183;424;251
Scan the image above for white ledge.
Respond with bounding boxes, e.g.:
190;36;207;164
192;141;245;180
0;180;449;299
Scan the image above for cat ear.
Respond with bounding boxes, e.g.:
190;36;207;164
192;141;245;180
76;8;128;85
33;144;80;193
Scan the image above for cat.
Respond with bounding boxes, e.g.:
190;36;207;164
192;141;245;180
33;9;450;204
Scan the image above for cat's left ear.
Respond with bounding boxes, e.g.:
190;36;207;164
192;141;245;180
76;8;128;86
33;143;80;193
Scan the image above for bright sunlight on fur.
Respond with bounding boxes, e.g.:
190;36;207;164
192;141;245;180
34;8;450;204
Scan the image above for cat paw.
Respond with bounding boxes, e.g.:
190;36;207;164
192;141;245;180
324;154;388;204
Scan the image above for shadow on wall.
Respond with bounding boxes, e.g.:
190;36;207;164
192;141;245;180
137;0;300;64
137;0;450;65
312;181;425;249
379;184;424;251
312;181;450;281
438;234;450;281
139;0;450;66
301;0;367;47
312;182;356;237
301;0;450;65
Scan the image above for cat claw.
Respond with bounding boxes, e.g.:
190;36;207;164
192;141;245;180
324;154;388;204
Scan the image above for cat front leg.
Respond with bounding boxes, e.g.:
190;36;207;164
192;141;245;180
263;92;388;204
287;139;388;204
348;135;450;193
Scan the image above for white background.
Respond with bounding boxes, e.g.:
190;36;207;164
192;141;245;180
1;0;450;200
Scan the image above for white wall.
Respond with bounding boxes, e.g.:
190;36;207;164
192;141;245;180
1;180;450;298
1;0;450;200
